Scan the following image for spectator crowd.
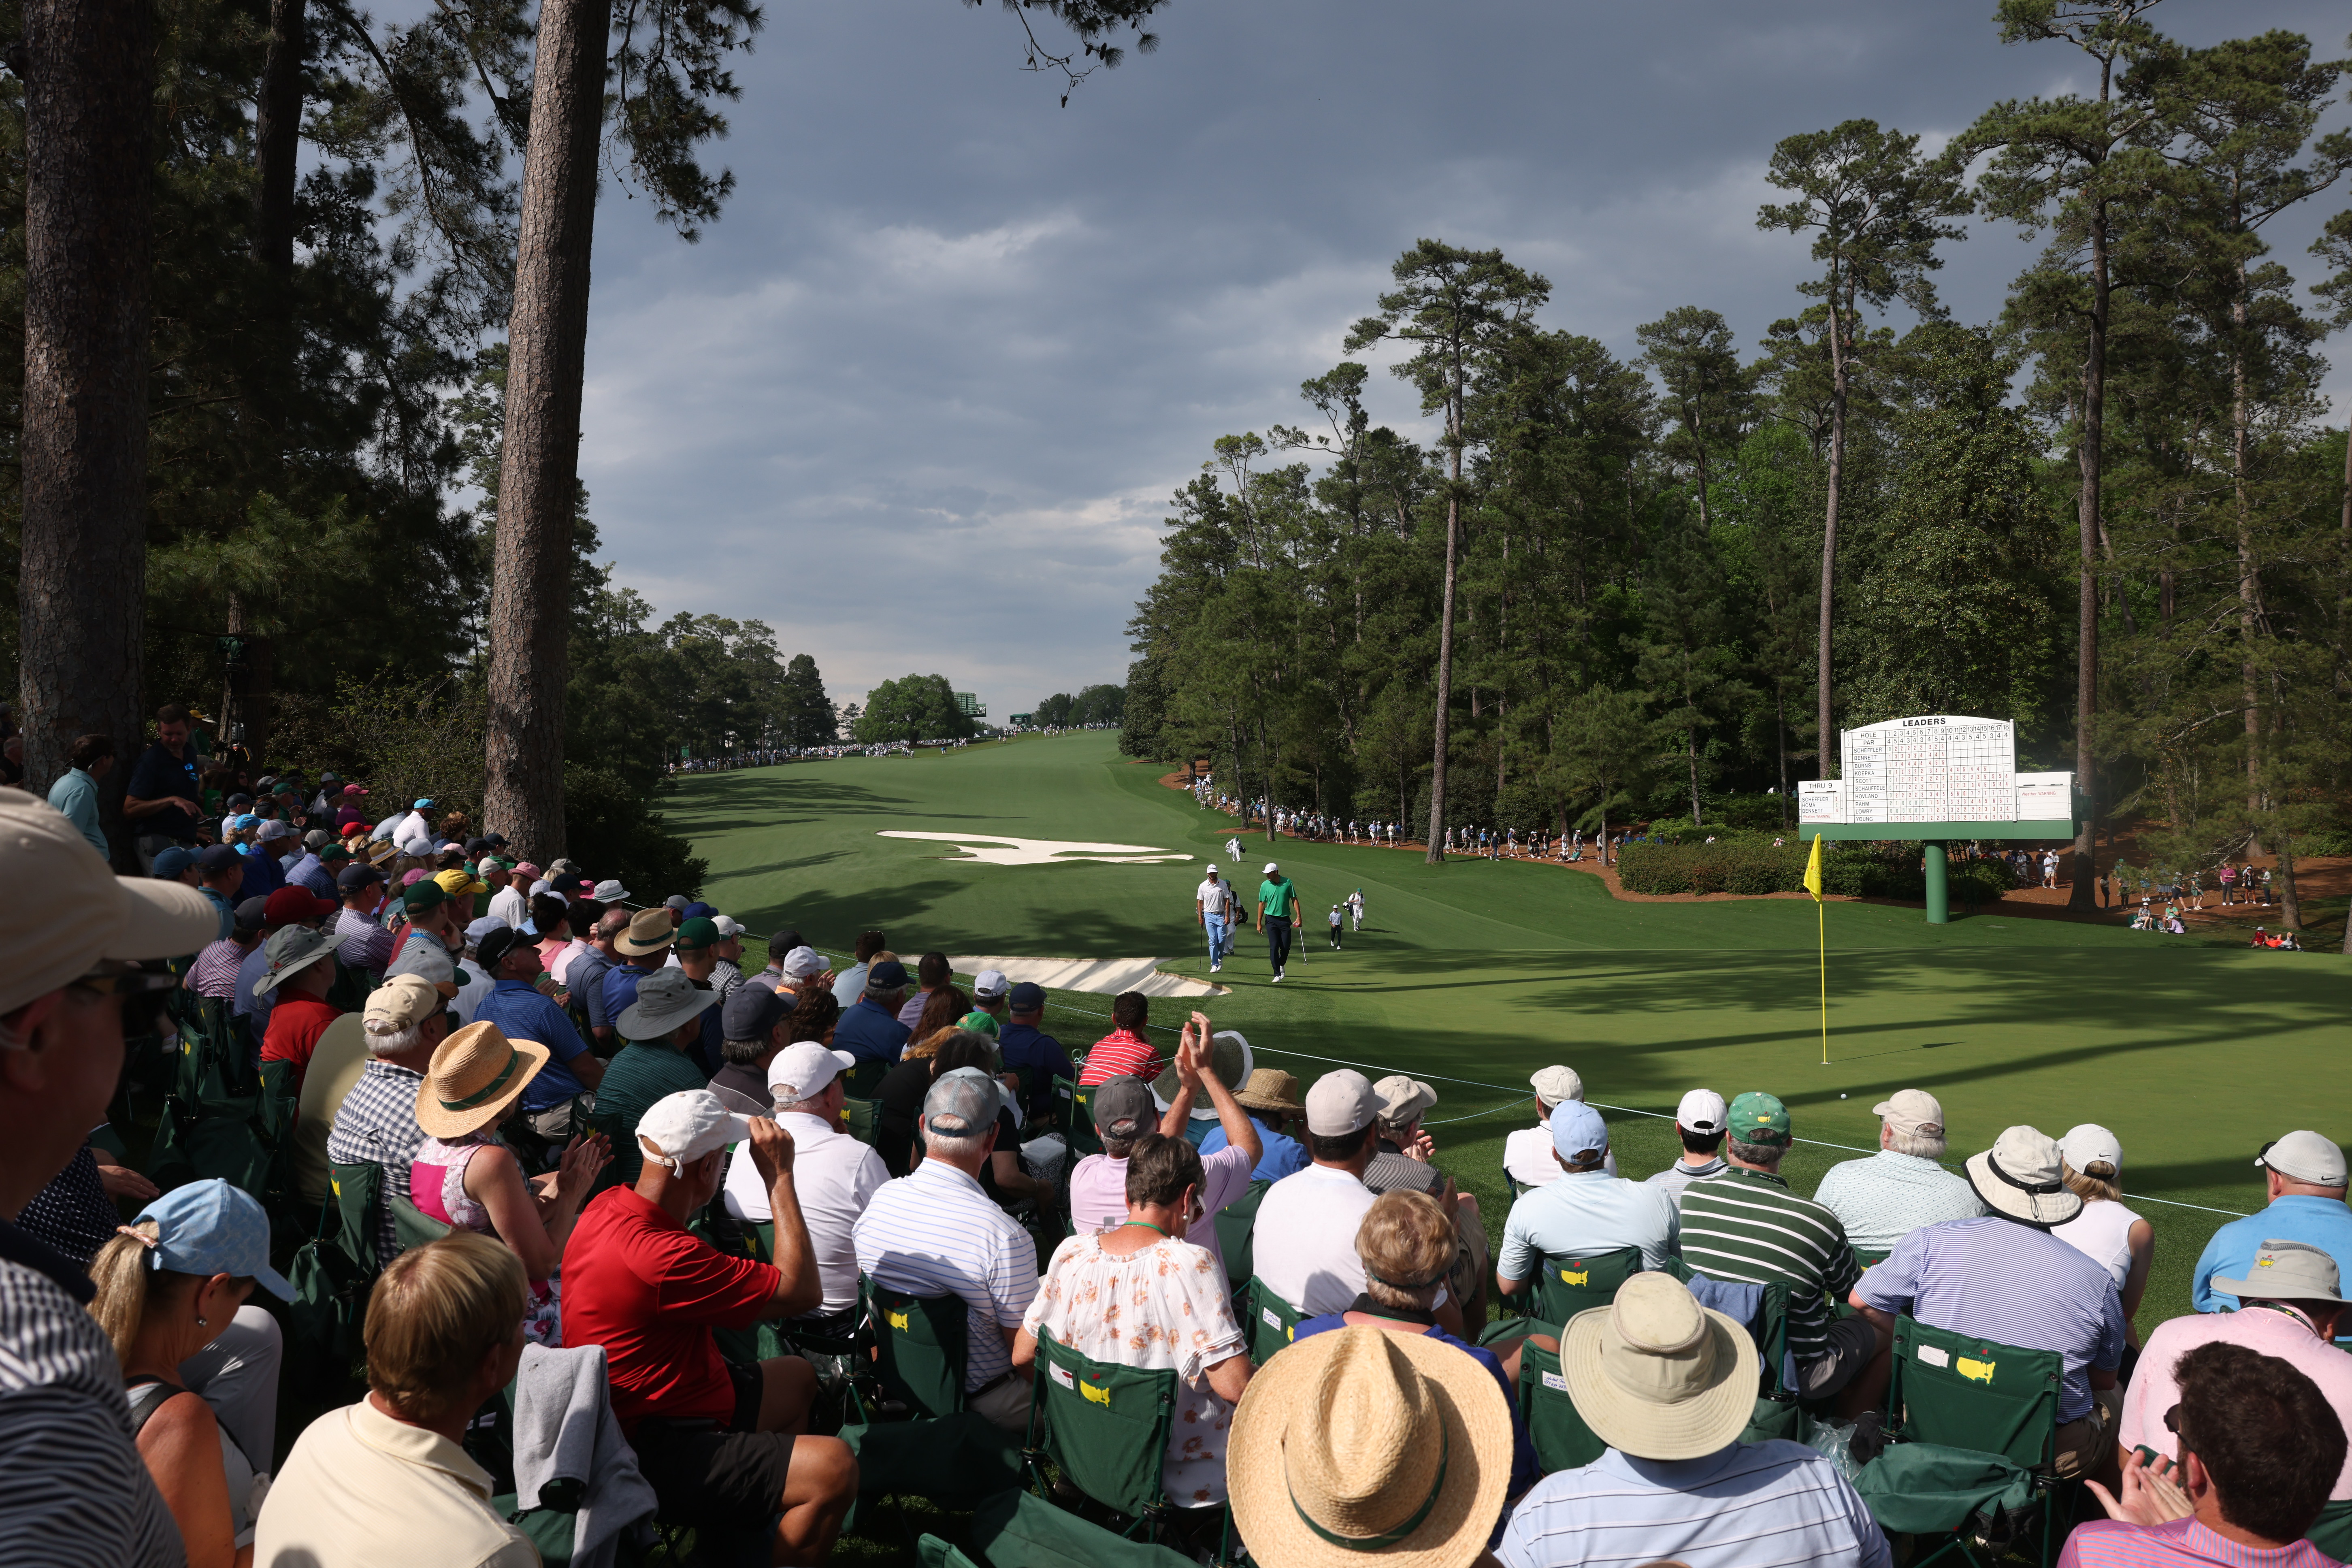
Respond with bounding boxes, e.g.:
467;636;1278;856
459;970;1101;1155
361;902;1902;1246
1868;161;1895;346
3;712;2350;1568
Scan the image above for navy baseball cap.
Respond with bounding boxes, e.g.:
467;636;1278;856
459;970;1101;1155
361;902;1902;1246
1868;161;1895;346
335;863;386;892
866;959;910;991
149;846;197;880
1008;981;1046;1012
196;843;242;875
722;983;788;1042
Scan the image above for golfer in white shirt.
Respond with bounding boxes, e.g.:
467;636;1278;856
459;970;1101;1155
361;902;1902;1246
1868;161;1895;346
1196;863;1233;974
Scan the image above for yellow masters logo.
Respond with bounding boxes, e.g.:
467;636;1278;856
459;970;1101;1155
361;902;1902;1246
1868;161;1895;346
1559;1266;1589;1286
888;1310;910;1333
1957;1357;1996;1385
1080;1382;1112;1408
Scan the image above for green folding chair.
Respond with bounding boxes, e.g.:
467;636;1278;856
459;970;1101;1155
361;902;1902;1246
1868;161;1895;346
1241;1276;1301;1366
965;1487;1201;1568
1517;1335;1607;1474
1065;1080;1102;1159
1212;1179;1272;1294
842;1097;880;1148
845;1059;891;1098
915;1536;984;1568
1027;1327;1219;1547
2305;1499;2352;1560
1530;1246;1644;1328
1868;1315;2071;1568
867;1278;970;1419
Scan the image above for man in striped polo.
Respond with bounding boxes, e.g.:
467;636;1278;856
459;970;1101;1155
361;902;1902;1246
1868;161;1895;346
1678;1091;1878;1418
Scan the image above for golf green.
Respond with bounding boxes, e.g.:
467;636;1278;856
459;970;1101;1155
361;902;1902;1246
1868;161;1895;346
669;733;2348;1327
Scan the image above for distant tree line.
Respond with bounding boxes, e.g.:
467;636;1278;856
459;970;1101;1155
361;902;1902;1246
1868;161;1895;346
1124;6;2352;942
1033;685;1127;726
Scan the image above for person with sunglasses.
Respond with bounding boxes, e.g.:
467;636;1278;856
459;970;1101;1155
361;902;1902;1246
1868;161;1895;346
2190;1132;2352;1315
0;785;222;1567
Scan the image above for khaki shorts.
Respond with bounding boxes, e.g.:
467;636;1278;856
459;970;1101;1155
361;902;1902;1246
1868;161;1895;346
1797;1314;1883;1399
2052;1384;2120;1479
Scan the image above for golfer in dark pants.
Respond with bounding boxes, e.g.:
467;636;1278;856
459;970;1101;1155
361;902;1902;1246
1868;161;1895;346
1257;860;1300;983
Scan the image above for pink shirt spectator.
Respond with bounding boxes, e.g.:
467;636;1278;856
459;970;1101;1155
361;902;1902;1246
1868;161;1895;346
2121;1304;2352;1503
1066;1141;1255;1270
2059;1517;2340;1568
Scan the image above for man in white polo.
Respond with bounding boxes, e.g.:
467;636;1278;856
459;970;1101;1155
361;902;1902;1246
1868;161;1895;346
1195;862;1231;974
1503;1065;1619;1187
724;1040;888;1335
1249;1070;1459;1323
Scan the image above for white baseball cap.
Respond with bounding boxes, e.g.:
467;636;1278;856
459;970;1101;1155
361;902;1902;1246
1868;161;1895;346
1205;863;1218;873
2060;1123;2123;1178
1262;862;1278;874
2258;1131;2348;1188
1675;1089;1728;1134
635;1090;753;1176
1304;1069;1378;1136
713;915;744;938
767;1041;856;1102
972;968;1010;1002
1530;1065;1584;1106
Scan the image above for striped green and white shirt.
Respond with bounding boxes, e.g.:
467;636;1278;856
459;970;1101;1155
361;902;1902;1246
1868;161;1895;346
1678;1167;1861;1364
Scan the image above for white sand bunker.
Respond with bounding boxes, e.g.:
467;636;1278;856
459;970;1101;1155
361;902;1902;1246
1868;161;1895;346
951;956;1227;999
879;831;1193;866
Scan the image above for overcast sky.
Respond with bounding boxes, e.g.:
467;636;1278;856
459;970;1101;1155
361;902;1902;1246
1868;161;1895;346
574;0;2351;718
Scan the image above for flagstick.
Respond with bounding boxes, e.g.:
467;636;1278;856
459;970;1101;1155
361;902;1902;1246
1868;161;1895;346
1818;895;1829;1067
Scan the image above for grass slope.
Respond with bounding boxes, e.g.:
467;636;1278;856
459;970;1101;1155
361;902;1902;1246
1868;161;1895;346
672;733;2349;1331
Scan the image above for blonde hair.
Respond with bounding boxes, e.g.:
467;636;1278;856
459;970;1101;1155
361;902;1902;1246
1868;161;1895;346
1355;1190;1455;1312
364;1232;526;1421
87;1221;249;1366
2063;1161;2123;1206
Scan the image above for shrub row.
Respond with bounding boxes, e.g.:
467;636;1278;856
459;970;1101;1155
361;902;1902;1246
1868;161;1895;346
1615;839;2018;904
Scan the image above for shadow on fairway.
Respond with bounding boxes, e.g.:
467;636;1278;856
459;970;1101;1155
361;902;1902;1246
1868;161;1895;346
666;771;1029;832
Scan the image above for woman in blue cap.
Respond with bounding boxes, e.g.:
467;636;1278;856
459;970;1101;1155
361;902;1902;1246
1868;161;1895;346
87;1179;295;1568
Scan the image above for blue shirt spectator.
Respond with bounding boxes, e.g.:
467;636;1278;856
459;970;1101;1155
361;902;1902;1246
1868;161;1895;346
2192;1193;2352;1312
1498;1169;1682;1279
569;947;616;1033
284;852;334;900
1199;1113;1309;1183
1854;1216;2124;1423
833;996;911;1069
1498;1440;1891;1568
126;737;203;842
601;962;663;1040
472;978;598;1113
237;845;285;903
46;766;108;859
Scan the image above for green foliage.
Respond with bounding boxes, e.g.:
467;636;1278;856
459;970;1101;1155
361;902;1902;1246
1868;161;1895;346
565;763;709;900
1033;685;1124;726
855;675;978;746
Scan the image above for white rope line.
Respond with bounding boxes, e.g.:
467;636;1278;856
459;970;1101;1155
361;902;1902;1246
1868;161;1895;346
1031;995;2251;1219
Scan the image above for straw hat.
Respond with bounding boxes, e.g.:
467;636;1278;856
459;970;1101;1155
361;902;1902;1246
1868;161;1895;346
1234;1067;1304;1115
1558;1272;1758;1461
614;907;677;957
414;1021;550;1140
1228;1324;1513;1568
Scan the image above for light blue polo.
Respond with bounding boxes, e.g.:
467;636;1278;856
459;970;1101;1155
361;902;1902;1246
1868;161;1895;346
1498;1169;1681;1281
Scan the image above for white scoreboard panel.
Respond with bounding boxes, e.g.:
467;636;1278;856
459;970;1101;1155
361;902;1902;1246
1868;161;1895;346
1798;715;2070;828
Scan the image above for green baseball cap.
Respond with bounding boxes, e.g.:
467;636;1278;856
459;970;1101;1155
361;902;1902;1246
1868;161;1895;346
957;1009;1001;1038
402;880;448;915
1728;1091;1791;1147
674;916;719;952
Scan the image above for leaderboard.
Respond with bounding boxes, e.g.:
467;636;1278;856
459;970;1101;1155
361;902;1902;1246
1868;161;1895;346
1798;715;2072;826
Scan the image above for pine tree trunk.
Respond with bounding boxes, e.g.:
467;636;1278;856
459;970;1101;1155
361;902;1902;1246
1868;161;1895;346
17;0;153;856
486;0;609;857
2069;197;2106;909
2233;261;2259;824
1817;288;1848;776
1426;349;1464;864
252;0;303;276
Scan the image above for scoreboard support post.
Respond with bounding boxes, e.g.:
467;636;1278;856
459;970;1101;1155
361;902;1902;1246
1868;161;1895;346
1798;820;2075;925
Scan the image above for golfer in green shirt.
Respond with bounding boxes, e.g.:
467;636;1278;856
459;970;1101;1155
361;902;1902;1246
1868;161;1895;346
1256;860;1301;982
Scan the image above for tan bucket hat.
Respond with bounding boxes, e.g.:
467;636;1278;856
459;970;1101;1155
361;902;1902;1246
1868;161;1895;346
614;907;678;957
1964;1125;2083;1228
414;1021;550;1140
1234;1067;1304;1114
1559;1272;1759;1461
1228;1324;1514;1568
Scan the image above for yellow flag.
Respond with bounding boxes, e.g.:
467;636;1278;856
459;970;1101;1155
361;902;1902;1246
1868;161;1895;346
1803;833;1825;901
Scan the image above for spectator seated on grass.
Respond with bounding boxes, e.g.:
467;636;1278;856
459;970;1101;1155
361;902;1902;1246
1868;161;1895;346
2191;1131;2352;1314
1811;1089;1985;1256
828;928;885;1008
570;908;628;1050
722;1041;888;1334
411;1021;611;1343
1497;1100;1681;1310
666;917;729;1075
1503;1065;1619;1187
1077;989;1163;1086
1851;1125;2126;1482
328;971;453;1263
2050;1124;2154;1342
1252;1069;1404;1320
468;924;603;1139
831;957;912;1072
1497;1272;1890;1568
2122;1241;2352;1521
1228;1321;1516;1568
1643;1089;1729;1202
712;982;793;1105
1014;1131;1253;1510
895;951;952;1028
854;1067;1042;1434
559;1091;857;1561
995;980;1074;1125
2064;1342;2346;1568
257;1234;541;1567
874;1031;1037;1206
1679;1092;1875;1417
1073;1018;1260;1267
771;943;831;1007
1297;1189;1538;1513
1366;1074;1448;1199
1198;1067;1310;1182
598;968;722;1189
91;1180;295;1568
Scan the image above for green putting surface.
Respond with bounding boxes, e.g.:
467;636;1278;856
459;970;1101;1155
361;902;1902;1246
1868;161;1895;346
672;733;2349;1328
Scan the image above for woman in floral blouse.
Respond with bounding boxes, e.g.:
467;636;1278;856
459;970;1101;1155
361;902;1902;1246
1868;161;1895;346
1014;1131;1253;1510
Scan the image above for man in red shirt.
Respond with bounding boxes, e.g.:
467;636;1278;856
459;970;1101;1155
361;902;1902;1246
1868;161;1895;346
561;1089;856;1563
256;923;349;1091
1076;991;1163;1087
